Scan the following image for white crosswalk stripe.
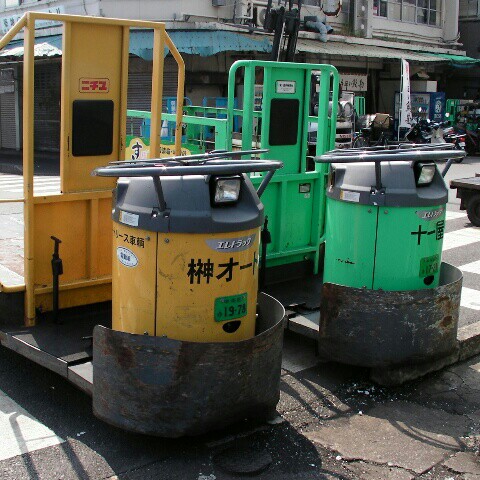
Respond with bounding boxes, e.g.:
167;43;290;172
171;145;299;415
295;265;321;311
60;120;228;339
457;257;480;312
0;174;60;195
459;260;480;276
445;211;468;221
442;227;480;251
459;287;480;311
0;388;64;461
447;213;480;312
8;186;60;194
443;214;480;310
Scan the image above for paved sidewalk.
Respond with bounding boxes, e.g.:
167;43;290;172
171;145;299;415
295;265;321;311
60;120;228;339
0;321;478;480
192;338;480;480
287;352;480;479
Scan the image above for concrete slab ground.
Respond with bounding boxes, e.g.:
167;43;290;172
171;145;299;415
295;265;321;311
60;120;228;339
306;402;470;474
272;342;480;479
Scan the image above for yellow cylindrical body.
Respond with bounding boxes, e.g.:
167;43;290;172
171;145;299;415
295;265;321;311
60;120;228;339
112;222;260;342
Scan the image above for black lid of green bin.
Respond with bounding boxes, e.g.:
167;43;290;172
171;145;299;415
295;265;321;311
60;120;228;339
327;161;448;207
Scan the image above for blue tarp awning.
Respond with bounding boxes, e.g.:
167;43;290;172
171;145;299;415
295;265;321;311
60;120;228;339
132;30;272;58
0;34;62;57
0;29;272;59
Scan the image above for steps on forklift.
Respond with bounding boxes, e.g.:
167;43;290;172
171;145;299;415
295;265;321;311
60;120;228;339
264;270;322;341
68;362;93;396
0;301;110;395
284;310;319;340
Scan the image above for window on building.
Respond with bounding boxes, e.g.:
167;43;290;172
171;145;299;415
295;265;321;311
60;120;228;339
303;0;349;14
459;0;480;19
5;0;22;7
373;0;440;26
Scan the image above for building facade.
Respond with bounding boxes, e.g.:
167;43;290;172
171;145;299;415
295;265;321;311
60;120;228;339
0;0;469;151
457;0;480;99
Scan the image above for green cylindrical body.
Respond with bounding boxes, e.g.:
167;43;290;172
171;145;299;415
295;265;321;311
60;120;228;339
324;199;445;290
323;161;448;291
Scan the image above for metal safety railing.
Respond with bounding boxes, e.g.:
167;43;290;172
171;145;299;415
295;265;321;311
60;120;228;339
126;109;230;153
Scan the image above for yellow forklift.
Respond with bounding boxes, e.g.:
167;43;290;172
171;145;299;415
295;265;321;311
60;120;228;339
0;13;285;436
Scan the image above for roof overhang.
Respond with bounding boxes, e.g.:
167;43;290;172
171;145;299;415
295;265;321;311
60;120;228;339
0;30;272;60
0;28;475;67
0;34;62;58
295;38;447;63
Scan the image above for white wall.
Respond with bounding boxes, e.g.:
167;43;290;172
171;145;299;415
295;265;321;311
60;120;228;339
371;0;459;45
0;0;235;22
0;0;461;51
443;0;460;41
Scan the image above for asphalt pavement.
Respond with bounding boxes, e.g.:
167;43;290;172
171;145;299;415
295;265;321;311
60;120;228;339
0;152;478;480
0;149;59;176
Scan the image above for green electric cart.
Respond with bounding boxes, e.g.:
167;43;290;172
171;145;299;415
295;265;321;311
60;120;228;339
323;151;447;290
314;145;466;377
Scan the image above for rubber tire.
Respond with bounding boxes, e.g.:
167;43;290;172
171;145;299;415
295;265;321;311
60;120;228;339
454;155;464;163
467;194;480;227
465;136;477;156
353;135;369;148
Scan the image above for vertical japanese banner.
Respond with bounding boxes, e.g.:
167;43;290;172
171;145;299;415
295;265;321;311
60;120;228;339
399;58;413;129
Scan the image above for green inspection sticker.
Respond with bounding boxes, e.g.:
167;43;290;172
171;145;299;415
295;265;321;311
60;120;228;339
419;254;440;277
214;293;248;322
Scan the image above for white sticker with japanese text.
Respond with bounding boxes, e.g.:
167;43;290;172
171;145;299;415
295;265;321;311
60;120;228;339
340;190;360;203
117;247;138;268
119;211;139;227
276;81;296;94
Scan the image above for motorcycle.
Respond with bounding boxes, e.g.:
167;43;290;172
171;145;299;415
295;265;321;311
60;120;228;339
454;108;480;156
443;124;467;162
404;117;467;163
459;125;480;155
404;118;449;144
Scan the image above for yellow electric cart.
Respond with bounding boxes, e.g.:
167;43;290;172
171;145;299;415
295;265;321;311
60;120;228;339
95;155;283;343
0;14;286;436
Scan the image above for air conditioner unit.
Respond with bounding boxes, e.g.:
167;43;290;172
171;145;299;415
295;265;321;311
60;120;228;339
248;0;322;26
252;1;268;27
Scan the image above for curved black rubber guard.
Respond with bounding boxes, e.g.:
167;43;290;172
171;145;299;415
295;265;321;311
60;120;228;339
92;293;285;437
319;262;463;368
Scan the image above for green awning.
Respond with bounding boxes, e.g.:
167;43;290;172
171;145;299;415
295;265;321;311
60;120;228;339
423;53;480;68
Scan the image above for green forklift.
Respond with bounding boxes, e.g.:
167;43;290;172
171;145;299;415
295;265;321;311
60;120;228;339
129;58;465;383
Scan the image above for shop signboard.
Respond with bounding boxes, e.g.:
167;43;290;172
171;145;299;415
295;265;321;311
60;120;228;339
339;73;368;93
0;6;66;34
125;136;201;161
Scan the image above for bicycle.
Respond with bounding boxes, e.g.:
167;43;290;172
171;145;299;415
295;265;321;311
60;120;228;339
353;113;393;148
